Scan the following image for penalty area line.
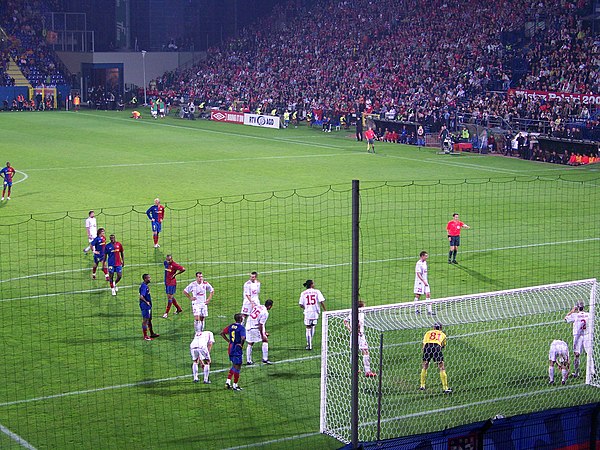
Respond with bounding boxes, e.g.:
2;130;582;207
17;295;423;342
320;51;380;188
223;432;322;450
14;170;28;185
0;422;37;450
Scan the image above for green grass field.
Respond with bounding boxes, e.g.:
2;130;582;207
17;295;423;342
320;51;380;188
0;110;599;449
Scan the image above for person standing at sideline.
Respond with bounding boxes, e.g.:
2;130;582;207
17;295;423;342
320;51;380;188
414;251;433;315
299;279;327;350
343;300;377;377
104;234;124;296
139;274;159;341
84;210;97;254
446;213;470;264
146;197;165;248
0;161;16;200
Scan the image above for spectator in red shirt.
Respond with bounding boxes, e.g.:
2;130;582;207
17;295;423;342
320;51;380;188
446;213;470;264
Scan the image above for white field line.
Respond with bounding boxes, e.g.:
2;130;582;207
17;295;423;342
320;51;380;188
0;423;37;450
1;237;599;303
13;170;28;185
223;432;321;450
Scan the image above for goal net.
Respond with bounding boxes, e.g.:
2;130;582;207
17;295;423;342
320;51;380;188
320;279;600;444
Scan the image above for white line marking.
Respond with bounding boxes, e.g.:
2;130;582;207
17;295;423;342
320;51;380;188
0;423;37;449
223;432;321;450
13;170;28;185
1;237;599;302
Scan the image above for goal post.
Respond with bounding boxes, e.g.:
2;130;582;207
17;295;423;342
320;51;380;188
320;279;600;444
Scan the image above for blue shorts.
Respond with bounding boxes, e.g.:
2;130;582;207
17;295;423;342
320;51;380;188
229;353;243;366
140;302;152;319
165;285;176;295
3;181;12;187
94;254;104;265
108;265;123;274
152;222;162;233
449;235;461;247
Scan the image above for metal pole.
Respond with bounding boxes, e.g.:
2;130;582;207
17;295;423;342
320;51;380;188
351;179;360;449
376;333;384;441
141;50;147;106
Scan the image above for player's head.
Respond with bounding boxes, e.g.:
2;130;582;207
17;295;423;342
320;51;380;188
265;299;274;309
576;300;585;311
88;210;94;217
166;254;173;262
97;227;105;237
250;271;258;281
195;272;203;281
358;300;365;308
453;213;459;219
303;279;314;289
154;197;160;205
142;273;151;283
5;162;10;168
109;234;116;243
420;251;428;259
433;323;442;330
234;313;244;324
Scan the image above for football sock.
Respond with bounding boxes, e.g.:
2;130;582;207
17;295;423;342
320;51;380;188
102;268;108;275
246;345;253;363
363;355;371;373
203;364;210;382
420;368;427;387
440;370;448;390
448;251;453;261
192;362;198;379
549;366;554;382
165;300;172;314
262;343;268;361
562;369;568;382
306;329;312;348
574;357;580;375
92;267;97;275
142;324;148;337
172;298;181;311
452;250;457;260
153;235;158;245
148;320;154;335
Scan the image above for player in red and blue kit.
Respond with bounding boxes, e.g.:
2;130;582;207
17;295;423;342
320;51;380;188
162;254;185;318
90;228;110;281
1;161;16;200
139;273;159;341
146;198;165;248
221;314;246;391
104;234;124;296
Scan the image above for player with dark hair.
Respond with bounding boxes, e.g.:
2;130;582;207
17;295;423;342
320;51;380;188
246;299;274;365
1;161;16;200
90;228;109;281
104;234;124;296
299;279;327;350
548;339;570;384
84;210;97;254
139;274;159;341
565;301;592;378
343;300;377;377
420;323;452;393
162;254;185;318
146;198;165;248
446;213;470;264
221;313;246;391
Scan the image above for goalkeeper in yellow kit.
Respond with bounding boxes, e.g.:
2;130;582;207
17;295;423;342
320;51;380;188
420;323;452;393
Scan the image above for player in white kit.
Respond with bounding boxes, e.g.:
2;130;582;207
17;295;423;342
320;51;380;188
414;251;433;315
184;272;214;332
84;210;97;254
344;300;376;377
299;279;327;350
548;339;570;385
190;330;215;383
246;299;274;365
241;271;261;324
565;301;593;378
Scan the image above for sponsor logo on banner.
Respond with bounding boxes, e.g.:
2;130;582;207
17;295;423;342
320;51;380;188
243;113;280;129
508;89;600;105
210;110;244;124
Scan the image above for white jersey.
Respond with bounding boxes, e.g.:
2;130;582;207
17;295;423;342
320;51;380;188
85;217;97;241
184;280;214;305
344;310;368;350
243;279;261;305
190;330;215;349
549;339;569;362
415;259;428;284
299;288;326;320
566;311;590;337
246;304;269;330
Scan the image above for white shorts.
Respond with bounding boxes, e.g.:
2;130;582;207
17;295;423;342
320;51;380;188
247;328;262;343
573;334;591;355
241;300;253;315
549;341;569;362
414;282;430;295
304;317;318;327
192;302;208;318
191;346;210;362
350;334;369;351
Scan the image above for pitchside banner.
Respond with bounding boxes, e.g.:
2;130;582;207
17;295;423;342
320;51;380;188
508;88;600;105
243;113;280;129
210;110;244;124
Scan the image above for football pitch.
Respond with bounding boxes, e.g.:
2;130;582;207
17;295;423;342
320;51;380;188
0;110;599;449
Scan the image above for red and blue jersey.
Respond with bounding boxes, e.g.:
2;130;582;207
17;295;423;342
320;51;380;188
146;204;165;223
164;260;184;286
222;323;246;356
139;282;152;306
0;166;15;183
105;241;124;266
90;235;106;257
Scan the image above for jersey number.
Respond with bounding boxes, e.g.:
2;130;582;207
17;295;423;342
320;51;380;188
580;319;587;330
305;294;317;305
429;331;439;341
250;309;260;319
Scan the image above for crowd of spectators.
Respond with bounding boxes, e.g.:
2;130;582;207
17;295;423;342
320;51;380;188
0;0;67;87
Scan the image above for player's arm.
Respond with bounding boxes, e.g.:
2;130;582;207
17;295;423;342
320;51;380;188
146;206;154;221
206;287;214;305
462;222;470;229
416;271;428;285
174;264;185;277
139;291;150;306
220;327;230;343
343;318;351;333
119;248;124;266
184;288;193;301
259;322;268;342
299;296;305;310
